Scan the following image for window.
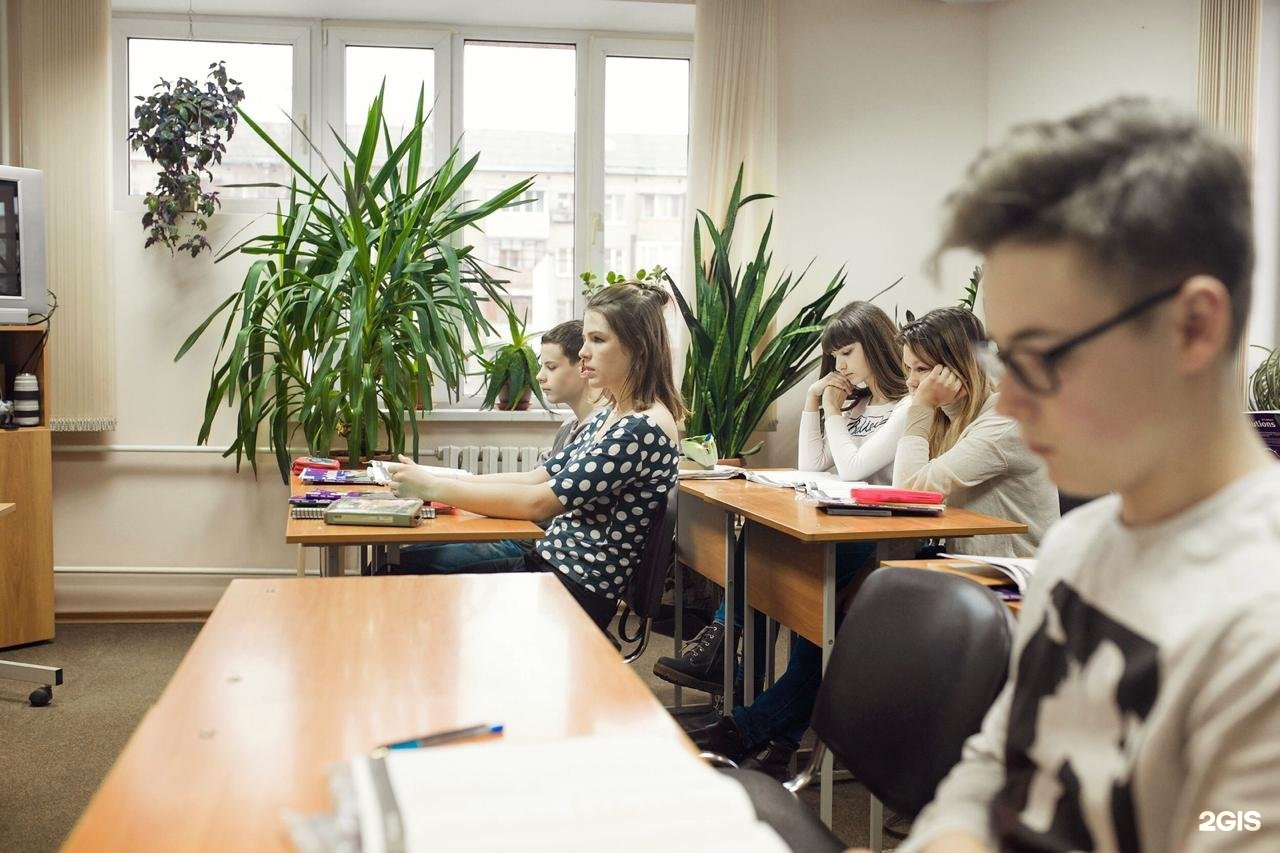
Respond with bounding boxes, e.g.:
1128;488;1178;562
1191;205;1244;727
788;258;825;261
112;17;690;405
604;54;690;281
343;45;434;169
555;247;573;278
511;189;547;213
125;38;295;199
604;193;626;221
464;41;575;336
640;193;685;220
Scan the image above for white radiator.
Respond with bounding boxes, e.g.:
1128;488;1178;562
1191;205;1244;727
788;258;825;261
425;445;548;474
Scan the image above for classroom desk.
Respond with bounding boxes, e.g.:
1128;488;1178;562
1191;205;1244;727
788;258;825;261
676;478;1027;825
63;574;689;852
284;474;543;576
881;558;1023;614
0;502;13;517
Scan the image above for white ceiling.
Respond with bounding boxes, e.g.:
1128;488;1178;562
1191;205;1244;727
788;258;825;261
111;0;695;35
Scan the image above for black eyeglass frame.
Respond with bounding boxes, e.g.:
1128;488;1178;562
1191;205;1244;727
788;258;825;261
981;281;1186;394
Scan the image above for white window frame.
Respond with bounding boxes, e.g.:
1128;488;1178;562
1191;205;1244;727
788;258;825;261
320;25;452;179
586;37;693;308
111;14;314;214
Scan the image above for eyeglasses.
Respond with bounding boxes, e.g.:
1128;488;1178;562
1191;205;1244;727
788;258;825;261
975;281;1185;395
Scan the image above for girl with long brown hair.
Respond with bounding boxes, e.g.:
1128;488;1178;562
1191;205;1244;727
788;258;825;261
896;306;1058;557
385;280;683;631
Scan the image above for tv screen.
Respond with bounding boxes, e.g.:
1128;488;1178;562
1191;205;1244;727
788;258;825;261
0;165;48;323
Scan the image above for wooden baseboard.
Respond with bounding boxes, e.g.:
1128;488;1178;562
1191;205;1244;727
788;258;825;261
57;611;209;624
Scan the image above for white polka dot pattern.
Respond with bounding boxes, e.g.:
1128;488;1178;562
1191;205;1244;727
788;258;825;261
538;407;678;599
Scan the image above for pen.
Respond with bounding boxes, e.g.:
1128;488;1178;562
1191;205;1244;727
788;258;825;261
374;723;504;755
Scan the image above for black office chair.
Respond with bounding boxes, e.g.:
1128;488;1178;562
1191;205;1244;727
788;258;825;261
718;567;1014;851
615;486;678;663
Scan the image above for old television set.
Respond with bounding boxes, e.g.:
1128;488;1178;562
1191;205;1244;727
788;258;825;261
0;165;48;325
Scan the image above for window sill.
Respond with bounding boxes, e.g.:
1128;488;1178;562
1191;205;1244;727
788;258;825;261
413;408;565;424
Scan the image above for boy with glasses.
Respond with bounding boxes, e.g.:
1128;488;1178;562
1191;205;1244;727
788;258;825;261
892;98;1280;852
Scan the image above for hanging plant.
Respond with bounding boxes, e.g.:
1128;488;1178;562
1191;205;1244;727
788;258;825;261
127;61;245;257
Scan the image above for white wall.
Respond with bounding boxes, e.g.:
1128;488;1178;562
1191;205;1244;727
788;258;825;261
761;0;990;468
986;0;1200;137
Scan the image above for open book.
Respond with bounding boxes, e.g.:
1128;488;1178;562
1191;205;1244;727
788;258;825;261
288;735;789;853
938;553;1038;594
678;467;866;494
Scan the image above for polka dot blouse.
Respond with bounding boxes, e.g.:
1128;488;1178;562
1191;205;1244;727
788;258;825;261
538;406;679;599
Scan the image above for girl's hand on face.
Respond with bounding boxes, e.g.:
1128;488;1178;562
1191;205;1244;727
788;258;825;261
913;365;966;408
822;380;851;413
384;455;438;501
807;370;849;400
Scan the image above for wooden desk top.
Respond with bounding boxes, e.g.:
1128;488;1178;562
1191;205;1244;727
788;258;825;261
882;558;1022;614
284;474;543;544
678;478;1028;543
64;574;687;852
0;502;13;517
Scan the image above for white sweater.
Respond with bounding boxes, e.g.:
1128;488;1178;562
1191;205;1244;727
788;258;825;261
797;396;910;484
893;394;1058;557
902;463;1280;853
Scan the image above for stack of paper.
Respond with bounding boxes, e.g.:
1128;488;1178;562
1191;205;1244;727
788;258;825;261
938;553;1038;594
677;467;868;497
287;735;789;853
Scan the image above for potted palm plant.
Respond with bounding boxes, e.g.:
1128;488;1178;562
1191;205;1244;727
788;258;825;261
477;306;549;411
671;165;846;460
176;85;534;480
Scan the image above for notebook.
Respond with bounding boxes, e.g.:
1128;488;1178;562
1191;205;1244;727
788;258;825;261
286;735;789;853
324;496;425;527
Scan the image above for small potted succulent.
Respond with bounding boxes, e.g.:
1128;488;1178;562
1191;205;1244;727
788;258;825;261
477;306;550;411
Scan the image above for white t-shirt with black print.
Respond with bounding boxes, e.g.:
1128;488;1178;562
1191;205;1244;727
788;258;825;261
901;463;1280;853
539;406;678;600
797;396;911;484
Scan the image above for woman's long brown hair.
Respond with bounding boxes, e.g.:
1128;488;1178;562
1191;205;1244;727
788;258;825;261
897;307;991;458
585;281;686;419
819;301;909;404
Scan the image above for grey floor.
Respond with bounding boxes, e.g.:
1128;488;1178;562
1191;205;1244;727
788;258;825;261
0;617;883;853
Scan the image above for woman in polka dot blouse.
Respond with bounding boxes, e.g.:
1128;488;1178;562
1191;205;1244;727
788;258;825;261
385;281;684;631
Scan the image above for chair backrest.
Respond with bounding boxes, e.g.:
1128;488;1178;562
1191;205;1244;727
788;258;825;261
810;567;1013;818
624;485;678;619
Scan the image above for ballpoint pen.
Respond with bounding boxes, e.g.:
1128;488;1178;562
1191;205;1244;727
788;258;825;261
372;723;504;756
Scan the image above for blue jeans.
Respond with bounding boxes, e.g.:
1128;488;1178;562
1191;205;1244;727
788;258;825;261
397;539;528;574
723;539;875;747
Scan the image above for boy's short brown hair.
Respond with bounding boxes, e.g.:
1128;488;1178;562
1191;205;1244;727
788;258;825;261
541;320;584;364
939;97;1254;346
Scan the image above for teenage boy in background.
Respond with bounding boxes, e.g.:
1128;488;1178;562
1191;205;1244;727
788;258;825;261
891;97;1280;852
538;319;601;458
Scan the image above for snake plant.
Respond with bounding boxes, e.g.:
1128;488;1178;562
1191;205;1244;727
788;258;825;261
176;85;534;480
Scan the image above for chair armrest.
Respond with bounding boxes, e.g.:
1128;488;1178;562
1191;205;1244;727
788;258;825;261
699;751;740;769
783;741;826;794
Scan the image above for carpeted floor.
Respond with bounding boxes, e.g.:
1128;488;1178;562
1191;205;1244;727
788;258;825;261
0;619;881;852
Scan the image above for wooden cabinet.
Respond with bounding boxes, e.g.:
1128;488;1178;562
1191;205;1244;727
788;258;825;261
0;325;54;648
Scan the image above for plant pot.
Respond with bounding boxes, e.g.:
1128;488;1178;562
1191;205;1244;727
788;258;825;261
718;457;745;468
332;449;395;469
497;384;532;411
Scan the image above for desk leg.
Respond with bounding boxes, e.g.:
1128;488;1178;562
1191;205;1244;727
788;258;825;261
320;545;342;578
764;618;777;687
820;542;836;826
870;795;885;852
742;523;755;706
673;559;684;709
722;512;736;709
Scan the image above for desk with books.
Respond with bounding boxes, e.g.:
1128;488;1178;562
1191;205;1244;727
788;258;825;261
284;474;543;576
63;574;693;852
880;558;1025;614
675;477;1028;824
